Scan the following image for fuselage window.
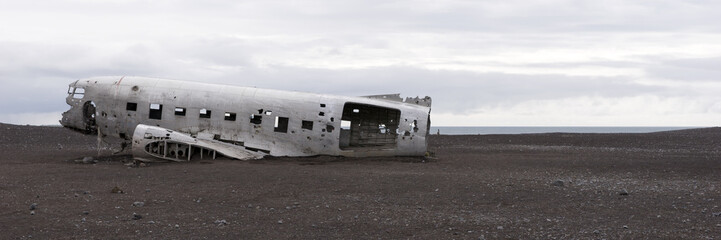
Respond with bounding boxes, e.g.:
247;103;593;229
250;114;262;124
224;112;237;121
126;102;137;111
301;120;313;130
274;116;289;133
199;109;212;118
175;107;186;116
340;120;351;130
149;103;162;120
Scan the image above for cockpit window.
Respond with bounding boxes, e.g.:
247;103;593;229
72;88;85;99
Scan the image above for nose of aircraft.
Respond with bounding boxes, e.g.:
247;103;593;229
60;97;97;134
59;112;69;127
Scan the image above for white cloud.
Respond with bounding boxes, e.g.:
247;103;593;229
1;0;721;126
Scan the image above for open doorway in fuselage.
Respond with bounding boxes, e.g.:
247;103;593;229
82;101;97;133
339;102;400;150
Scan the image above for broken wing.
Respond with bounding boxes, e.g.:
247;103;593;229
131;124;265;162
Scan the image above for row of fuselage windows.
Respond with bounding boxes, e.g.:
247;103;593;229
126;102;315;133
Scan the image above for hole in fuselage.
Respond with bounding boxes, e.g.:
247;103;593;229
82;101;97;133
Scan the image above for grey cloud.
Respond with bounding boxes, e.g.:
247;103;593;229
0;76;69;113
10;0;720;37
409;1;721;33
0;42;162;78
202;66;665;114
0;36;706;119
228;0;721;33
0;36;677;117
0;42;164;115
2;0;721;126
646;57;721;82
167;38;255;67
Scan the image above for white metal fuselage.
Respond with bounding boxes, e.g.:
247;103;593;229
61;76;431;161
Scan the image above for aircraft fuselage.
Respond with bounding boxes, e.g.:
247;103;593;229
60;76;431;161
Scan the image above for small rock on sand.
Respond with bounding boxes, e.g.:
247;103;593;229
551;180;564;187
75;157;97;164
111;186;123;194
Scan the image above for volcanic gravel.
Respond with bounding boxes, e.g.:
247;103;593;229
1;123;720;239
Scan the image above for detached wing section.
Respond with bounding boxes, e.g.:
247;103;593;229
131;124;265;162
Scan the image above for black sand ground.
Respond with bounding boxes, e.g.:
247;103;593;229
1;123;720;239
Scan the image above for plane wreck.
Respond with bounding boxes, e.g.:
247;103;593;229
60;76;432;162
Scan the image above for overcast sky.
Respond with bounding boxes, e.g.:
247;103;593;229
1;0;720;126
